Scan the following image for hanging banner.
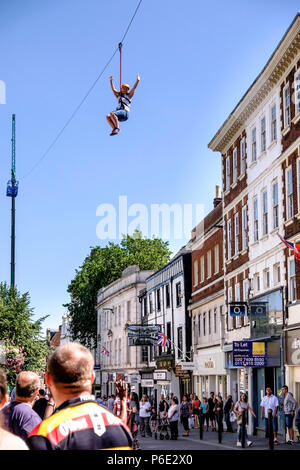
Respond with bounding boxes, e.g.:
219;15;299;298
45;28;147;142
128;325;160;346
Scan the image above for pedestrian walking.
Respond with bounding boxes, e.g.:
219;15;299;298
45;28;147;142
202;397;210;431
295;406;300;436
260;387;279;445
139;394;152;437
192;395;200;429
0;371;41;442
27;342;132;450
159;394;169;420
208;392;216;431
33;389;49;420
107;394;115;413
214;395;224;432
180;394;192;437
234;393;256;447
0;368;29;450
168;396;179;440
129;392;140;450
224;394;234;432
281;385;297;445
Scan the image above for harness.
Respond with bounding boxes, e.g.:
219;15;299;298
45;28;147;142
116;93;131;113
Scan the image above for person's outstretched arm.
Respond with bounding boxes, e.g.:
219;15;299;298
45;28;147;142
110;76;119;99
128;74;140;99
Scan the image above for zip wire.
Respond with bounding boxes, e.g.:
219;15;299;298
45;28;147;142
20;0;143;180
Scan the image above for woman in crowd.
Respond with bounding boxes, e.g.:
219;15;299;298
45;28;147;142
168;396;179;440
192;395;200;429
139;394;152;437
128;392;140;450
202;397;210;431
180;394;192;437
234;393;256;447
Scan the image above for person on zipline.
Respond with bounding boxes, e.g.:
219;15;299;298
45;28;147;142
106;74;140;135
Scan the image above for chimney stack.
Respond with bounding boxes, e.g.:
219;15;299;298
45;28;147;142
213;185;222;208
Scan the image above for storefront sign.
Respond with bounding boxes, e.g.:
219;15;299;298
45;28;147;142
204;360;215;369
229;302;247;316
156;357;174;370
128;374;139;385
250;302;268;316
141;379;154;387
179;362;195;370
175;365;184;376
286;329;300;365
154;372;167;380
233;341;266;367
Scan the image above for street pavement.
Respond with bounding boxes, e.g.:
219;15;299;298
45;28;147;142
138;422;300;451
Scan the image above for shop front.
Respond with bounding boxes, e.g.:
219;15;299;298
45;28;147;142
285;328;300;406
249;289;285;435
194;348;227;400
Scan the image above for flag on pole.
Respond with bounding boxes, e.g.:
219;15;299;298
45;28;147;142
157;331;170;348
101;346;109;356
277;233;300;260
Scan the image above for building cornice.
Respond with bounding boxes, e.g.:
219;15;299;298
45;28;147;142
208;14;300;153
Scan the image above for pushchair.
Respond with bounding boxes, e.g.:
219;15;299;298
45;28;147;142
157;414;170;440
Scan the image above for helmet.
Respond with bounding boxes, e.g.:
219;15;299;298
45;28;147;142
121;83;130;89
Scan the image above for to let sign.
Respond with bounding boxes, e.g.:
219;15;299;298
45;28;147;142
233;341;266;367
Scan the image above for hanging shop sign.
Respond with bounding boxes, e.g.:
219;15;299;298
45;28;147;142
141;379;154;388
250;302;268;316
233;341;266;367
229;302;247;316
128;325;160;346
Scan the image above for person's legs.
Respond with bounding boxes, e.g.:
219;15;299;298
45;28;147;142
110;112;119;129
182;417;189;435
106;114;115;130
145;417;152;436
273;417;278;442
170;421;175;439
140;417;145;436
237;425;241;442
174;420;178;439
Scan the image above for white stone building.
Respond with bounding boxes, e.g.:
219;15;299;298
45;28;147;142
97;265;154;396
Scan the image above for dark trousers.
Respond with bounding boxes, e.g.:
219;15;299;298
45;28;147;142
225;412;233;432
140;417;152;436
170;420;178;439
182;416;189;432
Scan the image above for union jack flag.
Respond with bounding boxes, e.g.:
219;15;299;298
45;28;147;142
157;331;170;348
277;233;300;260
101;346;109;356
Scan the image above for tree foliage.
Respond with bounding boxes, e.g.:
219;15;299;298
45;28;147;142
64;231;171;348
0;282;50;384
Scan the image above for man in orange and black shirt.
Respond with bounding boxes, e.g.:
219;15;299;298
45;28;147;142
27;343;132;450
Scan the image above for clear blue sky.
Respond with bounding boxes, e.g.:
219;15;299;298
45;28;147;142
0;0;298;332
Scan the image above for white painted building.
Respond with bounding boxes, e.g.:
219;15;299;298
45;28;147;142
96;265;154;395
140;247;192;402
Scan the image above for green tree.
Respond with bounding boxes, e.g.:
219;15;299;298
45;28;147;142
65;231;171;348
0;282;50;385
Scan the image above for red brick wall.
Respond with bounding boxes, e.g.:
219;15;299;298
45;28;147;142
282;148;300;238
225;196;249;273
222;130;247;207
192;227;223;302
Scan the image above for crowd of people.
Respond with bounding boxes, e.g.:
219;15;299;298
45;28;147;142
0;345;300;450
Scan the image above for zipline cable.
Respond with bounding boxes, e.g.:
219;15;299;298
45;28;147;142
20;0;143;180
